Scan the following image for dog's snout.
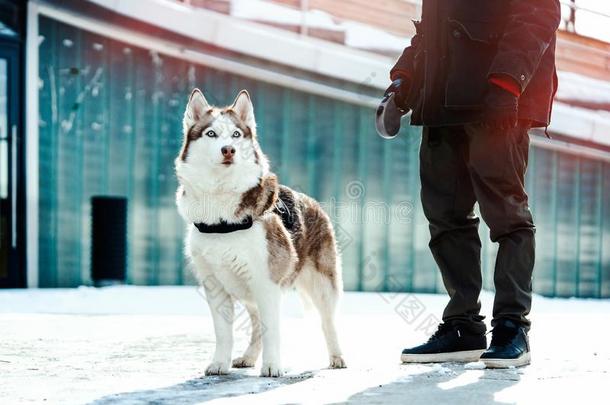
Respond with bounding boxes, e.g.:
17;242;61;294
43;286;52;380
221;145;236;158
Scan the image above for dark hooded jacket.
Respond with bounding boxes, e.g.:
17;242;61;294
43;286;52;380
391;0;561;128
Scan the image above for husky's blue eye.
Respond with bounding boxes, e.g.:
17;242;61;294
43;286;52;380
206;130;217;138
232;131;241;138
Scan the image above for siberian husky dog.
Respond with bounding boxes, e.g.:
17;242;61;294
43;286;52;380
175;88;346;377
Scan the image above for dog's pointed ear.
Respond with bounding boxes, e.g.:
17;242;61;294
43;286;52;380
231;90;256;129
184;88;209;125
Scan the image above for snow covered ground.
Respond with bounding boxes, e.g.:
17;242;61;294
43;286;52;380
1;287;609;404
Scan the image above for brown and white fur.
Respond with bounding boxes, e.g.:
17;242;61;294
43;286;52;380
175;88;346;377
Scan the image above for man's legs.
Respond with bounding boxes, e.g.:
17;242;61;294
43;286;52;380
463;123;535;330
420;126;486;334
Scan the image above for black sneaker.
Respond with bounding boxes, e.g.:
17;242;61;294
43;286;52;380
480;319;530;368
401;322;487;363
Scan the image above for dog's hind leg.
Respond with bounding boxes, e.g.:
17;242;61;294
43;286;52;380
232;303;262;368
296;261;346;369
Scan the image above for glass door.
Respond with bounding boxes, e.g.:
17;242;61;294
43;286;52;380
0;40;23;288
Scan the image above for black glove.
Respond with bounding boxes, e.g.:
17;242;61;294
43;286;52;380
384;78;410;111
482;85;519;130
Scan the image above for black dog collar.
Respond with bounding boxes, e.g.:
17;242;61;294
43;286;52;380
194;216;253;234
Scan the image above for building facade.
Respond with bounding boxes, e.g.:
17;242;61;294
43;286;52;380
1;0;610;297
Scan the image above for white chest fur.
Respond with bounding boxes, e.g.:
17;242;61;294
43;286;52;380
176;187;245;225
186;221;269;301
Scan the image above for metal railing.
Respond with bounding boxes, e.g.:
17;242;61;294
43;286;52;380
559;0;610;21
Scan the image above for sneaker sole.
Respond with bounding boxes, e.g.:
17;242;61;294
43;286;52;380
401;349;485;364
481;352;531;369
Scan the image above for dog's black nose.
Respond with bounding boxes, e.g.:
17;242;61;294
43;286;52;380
221;146;236;158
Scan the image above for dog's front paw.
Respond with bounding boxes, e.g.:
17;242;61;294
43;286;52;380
260;362;284;377
205;361;230;376
232;356;256;368
329;355;347;369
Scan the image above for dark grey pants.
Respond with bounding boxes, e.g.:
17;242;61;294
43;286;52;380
420;123;535;334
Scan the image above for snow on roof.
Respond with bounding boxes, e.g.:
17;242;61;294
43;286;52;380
231;0;337;29
230;0;408;54
548;71;610;146
341;21;407;53
556;70;610;106
550;101;610;146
